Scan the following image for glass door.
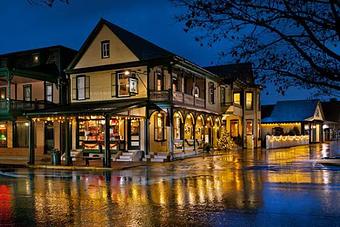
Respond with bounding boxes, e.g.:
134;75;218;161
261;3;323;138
127;119;140;150
44;121;54;154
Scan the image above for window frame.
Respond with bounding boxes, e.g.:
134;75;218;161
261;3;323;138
233;92;241;105
221;87;226;105
155;71;164;91
245;91;253;110
208;82;215;104
116;72;130;97
45;82;53;103
23;84;32;102
154;112;166;142
246;119;253;135
230;120;239;138
101;40;110;59
0;87;6;100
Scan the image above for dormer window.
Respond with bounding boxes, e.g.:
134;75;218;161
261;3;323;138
101;40;110;58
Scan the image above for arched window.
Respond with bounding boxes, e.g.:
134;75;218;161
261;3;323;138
154;112;166;141
193;86;200;98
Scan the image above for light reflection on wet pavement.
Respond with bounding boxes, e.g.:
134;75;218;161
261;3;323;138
0;142;339;226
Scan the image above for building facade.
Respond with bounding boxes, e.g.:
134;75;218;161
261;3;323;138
22;19;261;164
0;46;77;157
261;100;325;149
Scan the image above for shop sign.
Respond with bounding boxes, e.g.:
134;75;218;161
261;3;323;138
129;77;138;95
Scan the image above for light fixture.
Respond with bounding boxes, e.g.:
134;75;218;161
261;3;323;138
124;70;130;76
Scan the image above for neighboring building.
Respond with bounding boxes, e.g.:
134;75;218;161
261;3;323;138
321;99;340;141
205;63;261;148
261;100;325;147
24;19;261;164
0;46;77;155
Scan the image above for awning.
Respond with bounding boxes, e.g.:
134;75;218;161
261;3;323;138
25;99;159;117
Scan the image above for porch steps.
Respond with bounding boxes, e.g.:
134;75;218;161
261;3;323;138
115;151;135;162
150;152;169;162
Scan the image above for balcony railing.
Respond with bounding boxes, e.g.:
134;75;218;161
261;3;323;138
0;100;54;114
149;90;171;102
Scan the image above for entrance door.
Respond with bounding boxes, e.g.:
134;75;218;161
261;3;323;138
44;121;54;153
127;119;140;150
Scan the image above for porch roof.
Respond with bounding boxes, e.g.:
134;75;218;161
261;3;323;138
0;67;58;83
24;98;157;117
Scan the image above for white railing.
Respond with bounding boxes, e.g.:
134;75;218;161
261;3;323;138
266;135;309;149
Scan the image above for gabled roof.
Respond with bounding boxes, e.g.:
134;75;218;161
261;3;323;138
204;63;255;85
68;18;175;70
321;100;340;123
262;99;321;123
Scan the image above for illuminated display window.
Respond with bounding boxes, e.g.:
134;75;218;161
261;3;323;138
0;124;7;147
246;120;253;135
230;120;239;137
0;87;6;100
154;112;166;141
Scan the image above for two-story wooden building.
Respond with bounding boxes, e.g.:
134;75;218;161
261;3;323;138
0;46;77;159
26;19;261;165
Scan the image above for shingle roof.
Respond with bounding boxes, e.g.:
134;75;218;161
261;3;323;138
321;100;340;123
204;63;254;85
262;100;320;123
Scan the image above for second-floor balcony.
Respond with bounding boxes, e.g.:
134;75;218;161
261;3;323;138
149;90;205;108
0;99;55;118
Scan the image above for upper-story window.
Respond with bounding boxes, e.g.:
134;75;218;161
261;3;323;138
221;87;226;105
246;92;253;110
233;92;241;105
101;40;110;59
208;82;215;104
172;74;182;92
0;87;6;100
23;84;32;102
45;82;53;102
112;71;139;98
72;75;90;100
193;86;200;98
156;71;163;91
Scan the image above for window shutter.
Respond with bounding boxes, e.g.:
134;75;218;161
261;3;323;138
85;76;90;99
111;73;116;97
72;76;77;100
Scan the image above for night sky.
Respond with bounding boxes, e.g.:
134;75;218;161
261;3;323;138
0;0;334;104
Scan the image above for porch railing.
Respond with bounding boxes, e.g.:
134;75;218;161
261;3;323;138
0;99;53;114
150;90;171;102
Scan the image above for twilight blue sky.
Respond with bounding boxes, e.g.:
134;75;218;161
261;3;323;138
0;0;333;104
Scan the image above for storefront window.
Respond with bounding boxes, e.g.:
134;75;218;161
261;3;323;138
156;72;163;91
0;124;7;147
246;120;253;135
154;112;166;141
128;119;140;149
0;87;6;100
184;114;194;140
78;116;121;151
230;120;239;137
209;82;215;104
14;122;29;147
174;112;182;140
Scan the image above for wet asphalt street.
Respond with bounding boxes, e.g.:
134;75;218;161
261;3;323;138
0;142;339;226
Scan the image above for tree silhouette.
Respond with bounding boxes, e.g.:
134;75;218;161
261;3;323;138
173;0;340;96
